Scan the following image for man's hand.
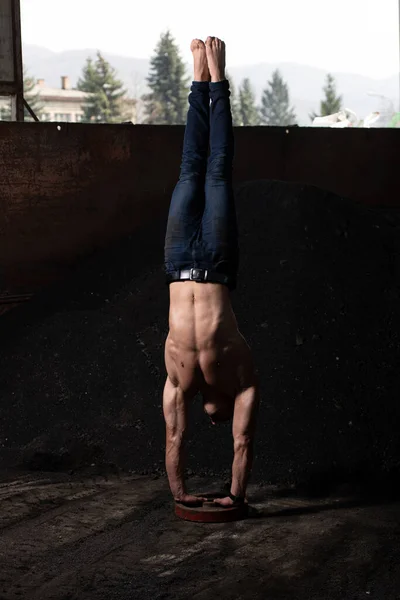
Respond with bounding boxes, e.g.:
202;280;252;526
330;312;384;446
175;494;208;506
213;496;235;507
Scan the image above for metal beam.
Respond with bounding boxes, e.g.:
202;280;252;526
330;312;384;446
0;0;23;120
11;0;23;120
0;81;17;94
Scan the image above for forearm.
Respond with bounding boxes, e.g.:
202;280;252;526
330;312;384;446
230;382;259;499
165;437;186;500
231;440;254;498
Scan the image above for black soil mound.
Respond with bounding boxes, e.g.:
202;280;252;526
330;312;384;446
1;180;400;486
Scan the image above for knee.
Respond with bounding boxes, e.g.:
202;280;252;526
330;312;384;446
180;156;207;179
179;168;203;183
207;154;232;180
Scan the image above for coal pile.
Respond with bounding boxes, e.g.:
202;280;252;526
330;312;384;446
1;180;399;486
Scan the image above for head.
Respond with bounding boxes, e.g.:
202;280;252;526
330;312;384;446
203;395;234;425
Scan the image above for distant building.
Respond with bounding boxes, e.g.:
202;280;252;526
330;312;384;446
36;76;89;122
0;75;137;123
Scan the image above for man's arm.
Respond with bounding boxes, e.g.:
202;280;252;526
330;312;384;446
163;377;187;500
214;383;259;506
231;383;259;497
163;377;206;504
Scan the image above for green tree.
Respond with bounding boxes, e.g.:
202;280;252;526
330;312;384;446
24;75;43;120
260;69;297;126
77;52;127;123
310;73;342;121
0;97;12;120
238;78;260;126
143;31;189;125
0;73;42;121
0;102;9;121
226;72;241;126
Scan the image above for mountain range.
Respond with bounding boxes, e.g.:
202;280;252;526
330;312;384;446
22;44;399;125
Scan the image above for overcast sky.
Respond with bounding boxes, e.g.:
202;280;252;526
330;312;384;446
21;0;399;79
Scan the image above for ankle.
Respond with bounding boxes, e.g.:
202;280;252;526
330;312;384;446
211;73;225;83
194;74;210;83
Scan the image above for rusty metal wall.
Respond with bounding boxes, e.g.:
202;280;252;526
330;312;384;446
0;122;398;312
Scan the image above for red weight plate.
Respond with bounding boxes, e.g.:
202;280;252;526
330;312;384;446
175;496;248;523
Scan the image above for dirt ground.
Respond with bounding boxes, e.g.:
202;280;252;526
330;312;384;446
0;469;399;600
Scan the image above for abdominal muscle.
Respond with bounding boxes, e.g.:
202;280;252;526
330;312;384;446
165;282;252;398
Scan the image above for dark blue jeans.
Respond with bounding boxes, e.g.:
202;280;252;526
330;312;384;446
164;80;239;290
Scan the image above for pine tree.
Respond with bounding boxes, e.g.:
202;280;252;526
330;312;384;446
77;57;97;94
24;75;43;120
143;31;189;125
238;78;260;126
310;73;342;120
260;69;297;126
0;102;10;121
225;72;241;126
0;73;42;121
77;52;127;123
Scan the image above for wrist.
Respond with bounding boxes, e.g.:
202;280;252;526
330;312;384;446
228;492;245;504
172;488;186;501
170;481;186;502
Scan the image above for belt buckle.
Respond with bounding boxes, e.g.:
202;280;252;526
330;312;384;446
189;268;207;282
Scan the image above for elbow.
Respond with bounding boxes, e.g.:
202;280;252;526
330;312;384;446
166;426;186;449
233;434;252;454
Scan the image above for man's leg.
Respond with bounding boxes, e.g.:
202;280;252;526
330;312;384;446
164;40;211;275
201;37;239;288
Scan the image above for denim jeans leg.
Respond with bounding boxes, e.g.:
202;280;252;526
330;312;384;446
164;82;210;273
202;80;239;284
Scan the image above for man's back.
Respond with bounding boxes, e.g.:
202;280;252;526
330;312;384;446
166;282;254;399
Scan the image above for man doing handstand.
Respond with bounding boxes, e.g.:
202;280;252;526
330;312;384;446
163;37;259;507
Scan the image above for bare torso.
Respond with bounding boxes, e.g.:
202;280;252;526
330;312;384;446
165;282;255;400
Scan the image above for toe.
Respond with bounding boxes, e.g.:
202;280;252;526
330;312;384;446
191;38;201;50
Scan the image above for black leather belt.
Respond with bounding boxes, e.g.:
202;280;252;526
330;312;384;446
166;268;230;287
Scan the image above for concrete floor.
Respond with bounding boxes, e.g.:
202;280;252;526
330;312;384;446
0;470;399;600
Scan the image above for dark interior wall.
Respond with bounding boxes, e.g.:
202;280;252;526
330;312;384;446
1;180;399;483
0;123;181;291
234;127;398;207
1;123;399;482
0;123;398;292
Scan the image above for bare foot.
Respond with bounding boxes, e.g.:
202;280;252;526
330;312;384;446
205;36;226;82
190;39;210;82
